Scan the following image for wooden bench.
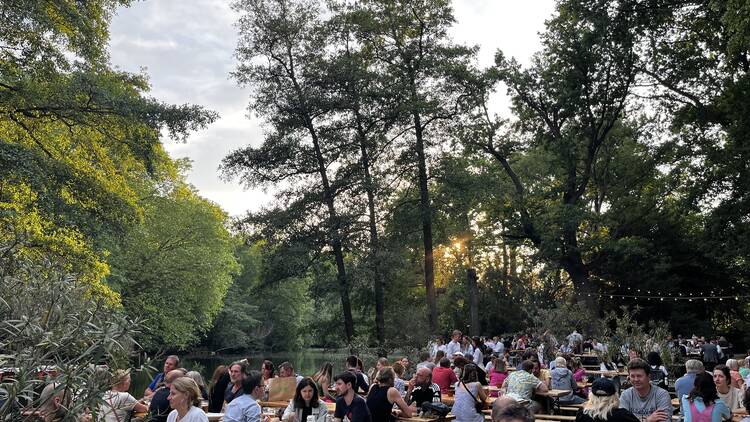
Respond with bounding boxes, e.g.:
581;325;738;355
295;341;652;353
535;414;577;421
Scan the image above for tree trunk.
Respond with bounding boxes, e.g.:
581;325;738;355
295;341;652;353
560;226;598;319
354;115;385;349
467;267;480;336
286;48;355;342
302;116;354;343
502;242;509;288
509;245;518;280
413;110;438;333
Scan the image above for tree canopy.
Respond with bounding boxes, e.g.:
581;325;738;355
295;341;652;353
2;0;749;359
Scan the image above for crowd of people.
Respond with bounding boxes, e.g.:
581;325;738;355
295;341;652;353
20;329;750;422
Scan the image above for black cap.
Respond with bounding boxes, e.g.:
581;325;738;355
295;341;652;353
591;377;616;396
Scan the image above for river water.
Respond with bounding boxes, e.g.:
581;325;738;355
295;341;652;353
129;350;355;397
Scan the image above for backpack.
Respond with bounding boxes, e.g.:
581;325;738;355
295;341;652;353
422;402;450;417
649;365;667;387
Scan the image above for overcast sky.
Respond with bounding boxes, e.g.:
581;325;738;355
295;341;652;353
109;0;556;217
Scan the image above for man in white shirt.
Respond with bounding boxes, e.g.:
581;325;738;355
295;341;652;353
493;338;505;355
445;330;462;358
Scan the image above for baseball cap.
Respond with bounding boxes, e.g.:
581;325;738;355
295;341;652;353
591;377;616;396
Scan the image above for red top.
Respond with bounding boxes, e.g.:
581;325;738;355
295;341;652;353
432;366;459;392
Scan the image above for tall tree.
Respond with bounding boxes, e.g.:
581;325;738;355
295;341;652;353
322;5;410;349
636;0;750;299
458;0;639;311
225;0;356;342
1;0;217;304
351;0;476;332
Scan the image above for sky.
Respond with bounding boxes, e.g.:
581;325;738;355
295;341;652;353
109;0;556;217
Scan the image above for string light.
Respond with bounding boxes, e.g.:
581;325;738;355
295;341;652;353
587;292;749;301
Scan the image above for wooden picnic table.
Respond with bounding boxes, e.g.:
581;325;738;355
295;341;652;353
586;370;628;377
442;395;497;407
260;400;290;409
535;389;572;414
732;410;749;422
396;413;456;422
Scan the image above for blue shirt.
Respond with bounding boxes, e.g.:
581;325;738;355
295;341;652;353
680;396;730;422
674;373;696;403
224;393;261;422
148;372;164;391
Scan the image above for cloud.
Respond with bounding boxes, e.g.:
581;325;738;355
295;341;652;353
109;0;556;217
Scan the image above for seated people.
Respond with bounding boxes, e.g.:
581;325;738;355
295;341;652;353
599;354;621;392
311;362;335;402
488;357;509;396
282;377;328;422
225;361;248;404
145;355;180;397
344;355;369;394
186;371;208;400
452;364;487;422
100;369;148;422
261;360;275;386
502;360;548;413
492;401;534;422
278;361;304;384
646;352;669;390
149;369;185;422
726;359;744;389
575;378;638;422
36;382;91;422
224;370;263;422
365;368;412;420
417;351;436;371
571;358;588;398
714;364;744;411
680;372;730;422
619;358;672;422
551;357;585;405
333;371;372;422
391;362;407;395
432;357;459;392
166;377;208;422
368;358;389;383
454;356;488;385
208;365;229;413
405;367;441;408
675;360;704;408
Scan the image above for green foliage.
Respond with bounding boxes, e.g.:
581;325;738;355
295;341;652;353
108;183;239;350
0;246;143;420
2;0;227;353
599;306;672;366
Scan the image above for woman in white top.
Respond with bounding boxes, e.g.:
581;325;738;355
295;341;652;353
714;364;744;411
282;378;328;422
167;377;209;422
100;369;148;422
471;337;484;367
